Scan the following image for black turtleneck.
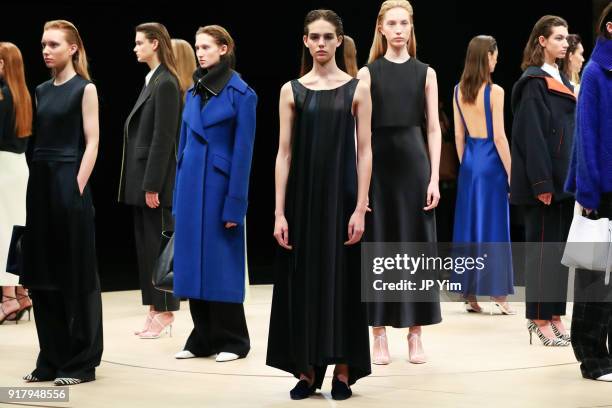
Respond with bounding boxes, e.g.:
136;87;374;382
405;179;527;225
192;58;234;108
0;79;28;153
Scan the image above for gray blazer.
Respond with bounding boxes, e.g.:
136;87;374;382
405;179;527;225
118;65;181;207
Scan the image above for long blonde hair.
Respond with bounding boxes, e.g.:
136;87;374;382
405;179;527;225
172;39;196;98
43;20;90;80
0;42;32;138
343;35;358;77
368;0;417;63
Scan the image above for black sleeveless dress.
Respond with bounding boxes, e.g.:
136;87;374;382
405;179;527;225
366;57;442;328
21;75;98;295
266;79;371;387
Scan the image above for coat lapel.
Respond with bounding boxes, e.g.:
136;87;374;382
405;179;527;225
201;90;236;129
125;66;166;131
183;92;208;142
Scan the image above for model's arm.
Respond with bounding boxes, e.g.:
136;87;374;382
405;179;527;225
143;77;181;208
77;83;99;194
345;79;372;246
222;90;258;227
424;67;442;211
453;86;466;164
491;85;511;185
356;66;371;87
573;71;601;211
513;83;553;204
273;82;295;250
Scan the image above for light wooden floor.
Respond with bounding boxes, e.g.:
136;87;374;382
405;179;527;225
0;286;610;408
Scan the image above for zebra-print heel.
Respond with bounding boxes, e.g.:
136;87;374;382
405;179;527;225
527;320;569;347
550;321;571;342
23;374;42;382
54;378;83;386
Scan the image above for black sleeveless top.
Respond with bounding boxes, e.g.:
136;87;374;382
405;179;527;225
367;57;428;129
34;75;90;162
0;79;28;153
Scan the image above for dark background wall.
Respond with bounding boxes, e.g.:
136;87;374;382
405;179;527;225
2;0;606;291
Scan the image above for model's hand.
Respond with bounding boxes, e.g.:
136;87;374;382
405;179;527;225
145;192;160;209
273;215;292;250
77;176;86;196
225;222;238;229
537;193;552;205
423;181;441;211
345;208;365;245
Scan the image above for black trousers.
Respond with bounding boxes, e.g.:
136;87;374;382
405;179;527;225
133;206;180;312
31;288;103;381
572;193;612;379
522;199;573;320
184;299;250;358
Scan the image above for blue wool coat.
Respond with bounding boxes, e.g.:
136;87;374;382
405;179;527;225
565;38;612;209
173;72;257;303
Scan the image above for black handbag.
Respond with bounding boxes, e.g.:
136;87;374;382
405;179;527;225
152;230;174;293
7;225;25;276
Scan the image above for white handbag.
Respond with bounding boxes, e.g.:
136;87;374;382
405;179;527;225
561;202;612;285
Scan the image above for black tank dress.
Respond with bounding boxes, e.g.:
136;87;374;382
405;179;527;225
21;75;98;295
366;57;442;328
266;78;371;387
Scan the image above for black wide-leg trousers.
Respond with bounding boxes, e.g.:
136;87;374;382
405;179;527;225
184;299;250;358
31;288;103;381
133;206;180;312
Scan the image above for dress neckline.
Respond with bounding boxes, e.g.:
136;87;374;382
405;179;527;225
295;78;355;92
52;74;78;87
382;56;412;65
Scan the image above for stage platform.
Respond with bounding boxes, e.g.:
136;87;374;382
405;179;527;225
0;286;609;407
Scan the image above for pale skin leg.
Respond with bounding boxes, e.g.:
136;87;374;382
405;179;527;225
1;286;20;318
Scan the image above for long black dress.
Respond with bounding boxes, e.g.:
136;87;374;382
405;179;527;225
366;57;442;328
266;78;371;387
21;75;102;382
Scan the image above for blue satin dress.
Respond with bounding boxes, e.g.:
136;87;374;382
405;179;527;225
450;84;514;297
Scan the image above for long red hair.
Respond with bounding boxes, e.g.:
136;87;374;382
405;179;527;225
0;42;32;138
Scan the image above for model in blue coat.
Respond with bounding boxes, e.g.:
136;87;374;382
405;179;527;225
173;26;256;362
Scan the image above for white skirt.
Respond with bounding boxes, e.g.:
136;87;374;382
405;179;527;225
0;151;28;285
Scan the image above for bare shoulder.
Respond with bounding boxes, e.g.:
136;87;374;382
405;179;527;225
82;83;98;104
83;82;97;95
280;81;295;105
490;83;505;105
491;83;505;96
357;66;371;81
426;66;437;79
356;78;370;92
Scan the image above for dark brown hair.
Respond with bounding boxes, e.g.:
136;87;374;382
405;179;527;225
598;2;612;39
520;15;568;71
135;22;180;82
459;35;497;104
196;25;236;68
559;34;582;80
300;9;346;77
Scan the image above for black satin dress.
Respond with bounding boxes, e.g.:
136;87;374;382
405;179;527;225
266;78;371;387
366;57;442;328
